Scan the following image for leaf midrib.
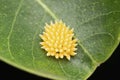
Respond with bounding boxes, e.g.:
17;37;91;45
35;0;58;20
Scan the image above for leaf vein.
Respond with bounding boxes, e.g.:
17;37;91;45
31;14;45;70
81;32;114;42
77;41;98;65
7;0;23;60
35;0;58;20
58;61;73;78
80;11;120;25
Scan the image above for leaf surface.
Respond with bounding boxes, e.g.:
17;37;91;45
0;0;120;80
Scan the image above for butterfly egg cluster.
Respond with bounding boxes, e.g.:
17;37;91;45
39;20;77;60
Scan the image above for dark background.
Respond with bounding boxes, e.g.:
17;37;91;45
0;44;120;80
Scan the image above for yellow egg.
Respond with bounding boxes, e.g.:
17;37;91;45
39;20;77;60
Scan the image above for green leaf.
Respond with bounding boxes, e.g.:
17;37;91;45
0;0;120;80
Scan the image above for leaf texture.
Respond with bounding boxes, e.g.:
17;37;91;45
0;0;120;80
